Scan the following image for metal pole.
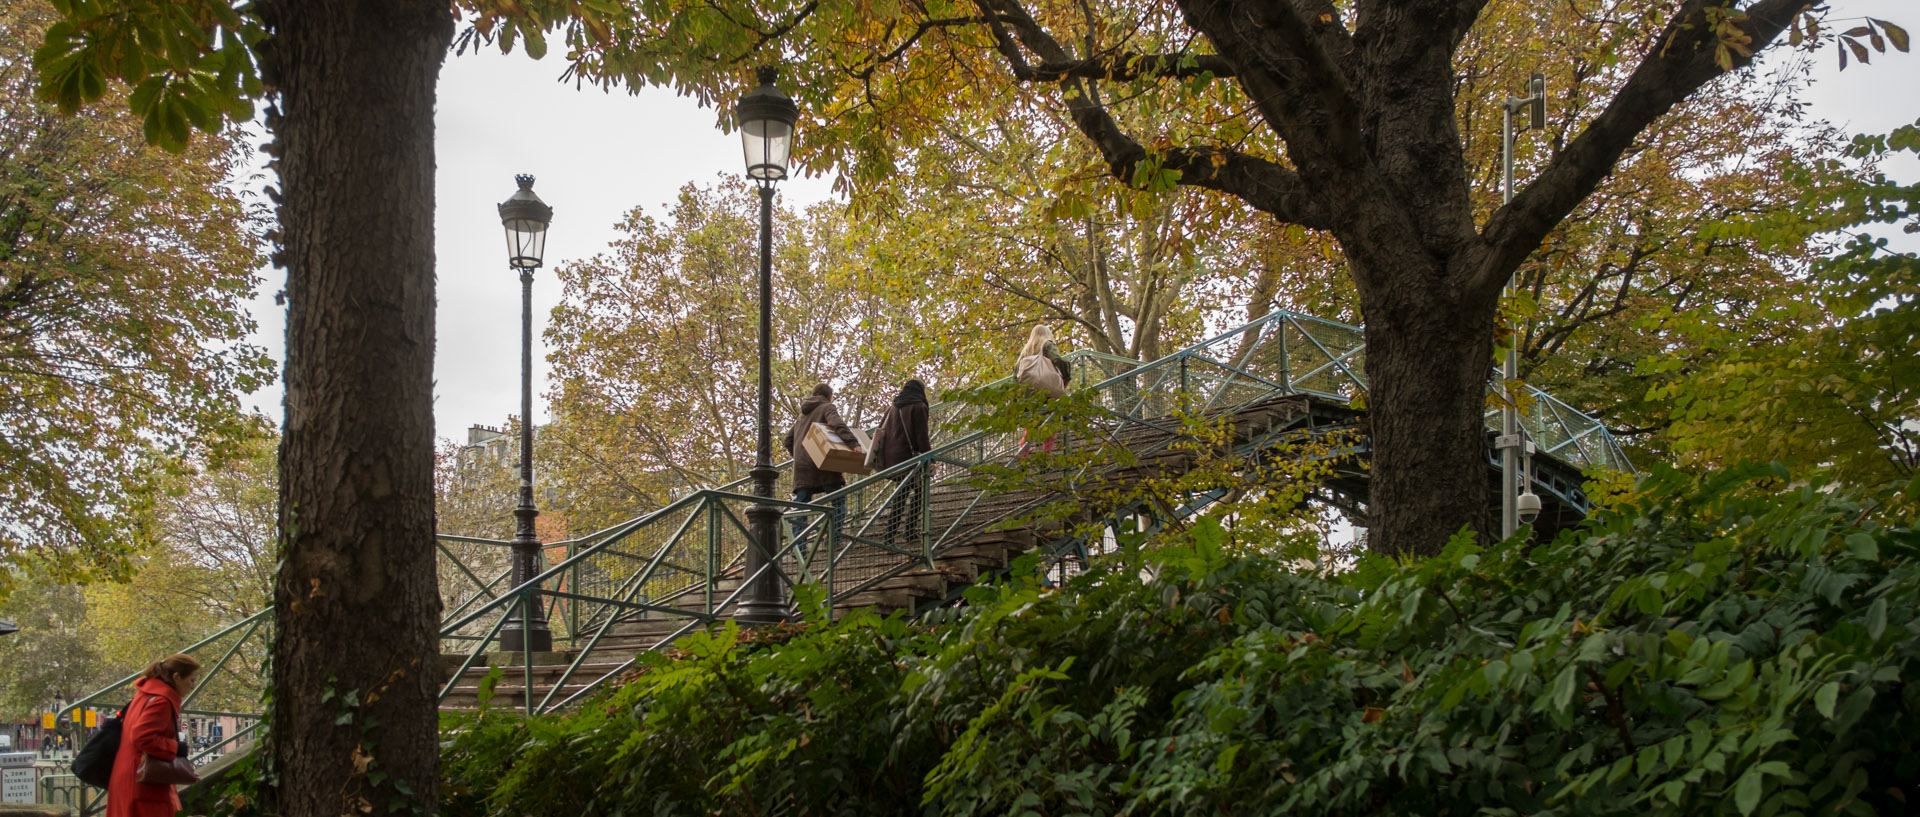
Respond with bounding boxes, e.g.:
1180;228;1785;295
502;267;553;651
1499;102;1519;541
1498;74;1544;541
737;182;791;622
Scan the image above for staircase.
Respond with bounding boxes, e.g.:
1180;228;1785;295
57;307;1634;747
438;528;1037;710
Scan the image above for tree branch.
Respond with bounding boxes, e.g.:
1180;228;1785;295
1029;53;1237;81
1473;0;1809;296
974;0;1332;229
850;15;985;81
1181;0;1366;175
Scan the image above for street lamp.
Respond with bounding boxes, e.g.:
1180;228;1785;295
497;174;555;652
734;66;799;623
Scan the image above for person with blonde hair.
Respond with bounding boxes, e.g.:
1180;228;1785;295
1014;324;1072;453
108;653;200;817
1015;324;1071;394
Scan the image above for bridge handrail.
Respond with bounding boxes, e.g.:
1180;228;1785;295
59;306;1633;730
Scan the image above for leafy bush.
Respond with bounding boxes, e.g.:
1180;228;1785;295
441;465;1920;817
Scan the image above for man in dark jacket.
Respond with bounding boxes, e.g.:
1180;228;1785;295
782;383;860;555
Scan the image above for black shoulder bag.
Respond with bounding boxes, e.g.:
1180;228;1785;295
71;709;123;788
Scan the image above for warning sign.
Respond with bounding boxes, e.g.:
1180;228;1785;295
0;752;34;805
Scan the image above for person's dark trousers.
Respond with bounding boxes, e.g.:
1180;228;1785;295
790;484;846;560
885;476;924;550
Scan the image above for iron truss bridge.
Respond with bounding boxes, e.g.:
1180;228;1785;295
52;307;1632;800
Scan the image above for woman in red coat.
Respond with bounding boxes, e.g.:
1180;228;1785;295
107;653;200;817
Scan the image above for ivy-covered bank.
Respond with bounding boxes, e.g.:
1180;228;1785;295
439;466;1920;817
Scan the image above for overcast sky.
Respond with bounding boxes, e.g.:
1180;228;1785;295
237;3;1916;442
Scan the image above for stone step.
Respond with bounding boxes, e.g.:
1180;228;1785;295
867;569;954;595
448;658;632;681
441;682;607;710
830;585;938;612
602;615;722;638
932;543;1014;571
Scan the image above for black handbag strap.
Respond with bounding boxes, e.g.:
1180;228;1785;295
138;691;180;741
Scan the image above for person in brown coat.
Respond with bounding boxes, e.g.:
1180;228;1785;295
871;379;933;547
783;383;860;554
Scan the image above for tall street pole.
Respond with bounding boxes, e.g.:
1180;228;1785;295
498;174;554;652
734;67;798;623
738;181;790;622
1499;74;1544;541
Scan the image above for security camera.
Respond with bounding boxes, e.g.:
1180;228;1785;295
1517;490;1542;524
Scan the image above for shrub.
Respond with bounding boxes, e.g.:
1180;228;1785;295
441;465;1920;817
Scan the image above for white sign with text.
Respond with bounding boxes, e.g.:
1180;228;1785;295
0;752;35;804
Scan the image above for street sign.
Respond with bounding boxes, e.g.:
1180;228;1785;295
40;714;53;729
0;752;34;804
84;710;97;728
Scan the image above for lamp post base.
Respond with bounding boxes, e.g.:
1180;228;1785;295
731;601;793;625
734;500;793;624
501;506;553;652
735;459;792;624
498;624;552;653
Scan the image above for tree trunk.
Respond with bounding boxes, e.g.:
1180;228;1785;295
263;1;452;814
1360;266;1501;557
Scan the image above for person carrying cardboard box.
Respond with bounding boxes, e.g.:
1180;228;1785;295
782;383;862;555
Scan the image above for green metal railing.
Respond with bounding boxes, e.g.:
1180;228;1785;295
39;774;94;812
46;534;523;813
425;307;1633;714
60;307;1634;737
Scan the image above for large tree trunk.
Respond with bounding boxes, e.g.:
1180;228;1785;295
263;1;453;814
1359;259;1502;557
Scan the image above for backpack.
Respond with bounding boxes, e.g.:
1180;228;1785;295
1015;353;1068;397
864;409;892;470
71;709;125;788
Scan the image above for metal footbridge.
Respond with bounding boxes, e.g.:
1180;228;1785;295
44;307;1630;807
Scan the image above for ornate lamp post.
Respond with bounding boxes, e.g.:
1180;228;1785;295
733;66;798;623
498;174;555;652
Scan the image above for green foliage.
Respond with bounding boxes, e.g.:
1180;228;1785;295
31;0;265;152
0;562;107;720
0;430;276;720
1653;121;1920;494
3;0;274;596
945;376;1353;557
440;465;1920;816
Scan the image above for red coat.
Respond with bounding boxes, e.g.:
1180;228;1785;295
107;677;185;817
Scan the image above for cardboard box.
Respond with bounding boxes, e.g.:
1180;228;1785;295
802;422;872;476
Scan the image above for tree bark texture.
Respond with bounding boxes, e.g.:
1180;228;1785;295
1361;270;1503;555
260;1;453;814
976;0;1809;556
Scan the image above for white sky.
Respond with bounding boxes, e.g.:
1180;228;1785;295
237;3;1917;441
